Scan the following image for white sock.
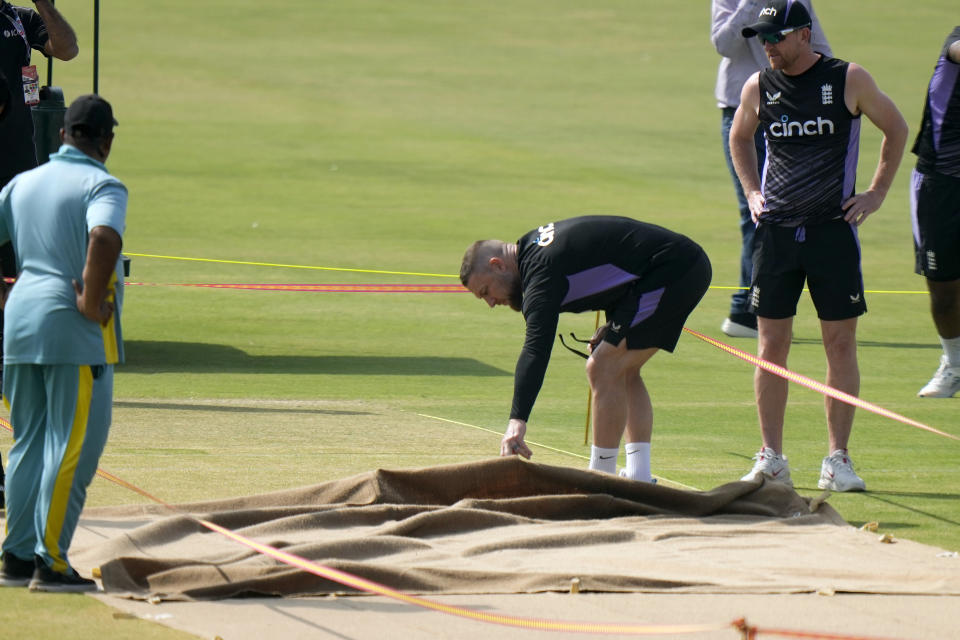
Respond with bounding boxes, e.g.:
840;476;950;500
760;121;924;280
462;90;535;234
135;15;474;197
942;335;960;368
624;442;652;482
589;446;619;474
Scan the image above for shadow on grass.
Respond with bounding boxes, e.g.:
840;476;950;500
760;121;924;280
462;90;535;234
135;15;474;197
122;341;510;377
792;338;940;349
858;491;960;528
724;452;960;528
113;400;370;416
796;488;960;530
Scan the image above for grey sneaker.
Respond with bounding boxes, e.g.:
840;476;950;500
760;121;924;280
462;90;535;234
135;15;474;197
818;449;866;492
28;563;100;593
721;317;758;339
0;552;35;588
741;447;792;486
917;356;960;398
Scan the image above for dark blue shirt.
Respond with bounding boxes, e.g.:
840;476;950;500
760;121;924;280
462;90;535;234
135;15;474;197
0;2;48;182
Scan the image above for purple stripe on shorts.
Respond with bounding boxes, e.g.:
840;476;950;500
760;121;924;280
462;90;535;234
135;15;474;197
631;287;665;328
760;137;770;199
909;169;922;246
562;265;639;306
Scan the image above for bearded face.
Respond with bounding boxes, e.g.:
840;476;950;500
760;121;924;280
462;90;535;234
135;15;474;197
467;266;523;312
505;271;523;311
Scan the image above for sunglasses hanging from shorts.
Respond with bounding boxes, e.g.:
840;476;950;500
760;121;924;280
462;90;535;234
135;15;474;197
558;333;591;360
757;24;810;45
557;320;613;360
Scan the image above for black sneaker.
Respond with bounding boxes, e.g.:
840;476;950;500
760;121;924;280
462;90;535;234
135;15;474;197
28;562;100;593
0;552;34;587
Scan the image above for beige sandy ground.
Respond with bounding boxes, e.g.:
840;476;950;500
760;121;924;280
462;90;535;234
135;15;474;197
92;591;960;640
57;458;959;640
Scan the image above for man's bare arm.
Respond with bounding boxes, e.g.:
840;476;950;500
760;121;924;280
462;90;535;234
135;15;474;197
35;0;78;61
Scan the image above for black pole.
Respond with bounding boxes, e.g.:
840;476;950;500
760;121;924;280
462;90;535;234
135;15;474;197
93;0;100;94
45;0;54;85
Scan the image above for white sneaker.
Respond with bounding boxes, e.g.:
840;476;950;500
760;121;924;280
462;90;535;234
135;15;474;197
917;356;960;398
740;447;792;486
721;318;758;339
818;449;865;492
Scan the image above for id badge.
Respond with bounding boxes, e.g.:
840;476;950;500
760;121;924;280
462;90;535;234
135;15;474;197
21;65;39;106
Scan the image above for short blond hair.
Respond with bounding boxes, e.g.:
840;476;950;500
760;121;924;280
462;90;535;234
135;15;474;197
460;240;505;286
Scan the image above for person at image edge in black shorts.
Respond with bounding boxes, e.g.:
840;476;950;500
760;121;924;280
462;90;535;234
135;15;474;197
910;26;960;399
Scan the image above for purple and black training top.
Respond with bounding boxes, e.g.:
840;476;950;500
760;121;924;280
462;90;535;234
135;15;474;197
757;56;861;227
913;26;960;179
510;215;704;422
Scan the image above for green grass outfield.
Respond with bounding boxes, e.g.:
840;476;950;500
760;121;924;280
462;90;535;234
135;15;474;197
2;2;959;638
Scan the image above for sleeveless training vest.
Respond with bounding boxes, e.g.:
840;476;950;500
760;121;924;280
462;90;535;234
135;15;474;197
913;27;960;178
758;56;860;226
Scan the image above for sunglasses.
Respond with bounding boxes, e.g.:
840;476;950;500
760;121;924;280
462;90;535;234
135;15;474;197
757;24;810;45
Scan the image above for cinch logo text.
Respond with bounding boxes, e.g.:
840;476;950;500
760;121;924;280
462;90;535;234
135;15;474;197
768;115;835;137
537;223;555;247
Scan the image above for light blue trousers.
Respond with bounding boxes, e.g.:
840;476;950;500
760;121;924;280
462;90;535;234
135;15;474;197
3;364;113;573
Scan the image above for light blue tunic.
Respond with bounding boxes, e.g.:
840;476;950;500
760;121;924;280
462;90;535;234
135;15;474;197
0;144;127;574
0;144;127;365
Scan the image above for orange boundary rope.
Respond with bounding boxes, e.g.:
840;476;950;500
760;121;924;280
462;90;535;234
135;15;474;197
0;417;919;638
683;328;959;442
0;415;726;635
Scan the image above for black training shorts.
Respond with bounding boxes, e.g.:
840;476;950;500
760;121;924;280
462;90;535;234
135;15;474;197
602;251;712;352
911;169;960;282
748;218;866;321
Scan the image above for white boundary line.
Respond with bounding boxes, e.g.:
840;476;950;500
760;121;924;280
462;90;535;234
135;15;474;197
416;413;700;491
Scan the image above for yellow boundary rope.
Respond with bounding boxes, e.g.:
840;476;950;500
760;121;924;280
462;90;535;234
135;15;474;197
125;252;927;294
124;253;457;279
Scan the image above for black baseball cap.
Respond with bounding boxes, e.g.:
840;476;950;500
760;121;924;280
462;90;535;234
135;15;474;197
64;93;118;137
741;0;812;37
